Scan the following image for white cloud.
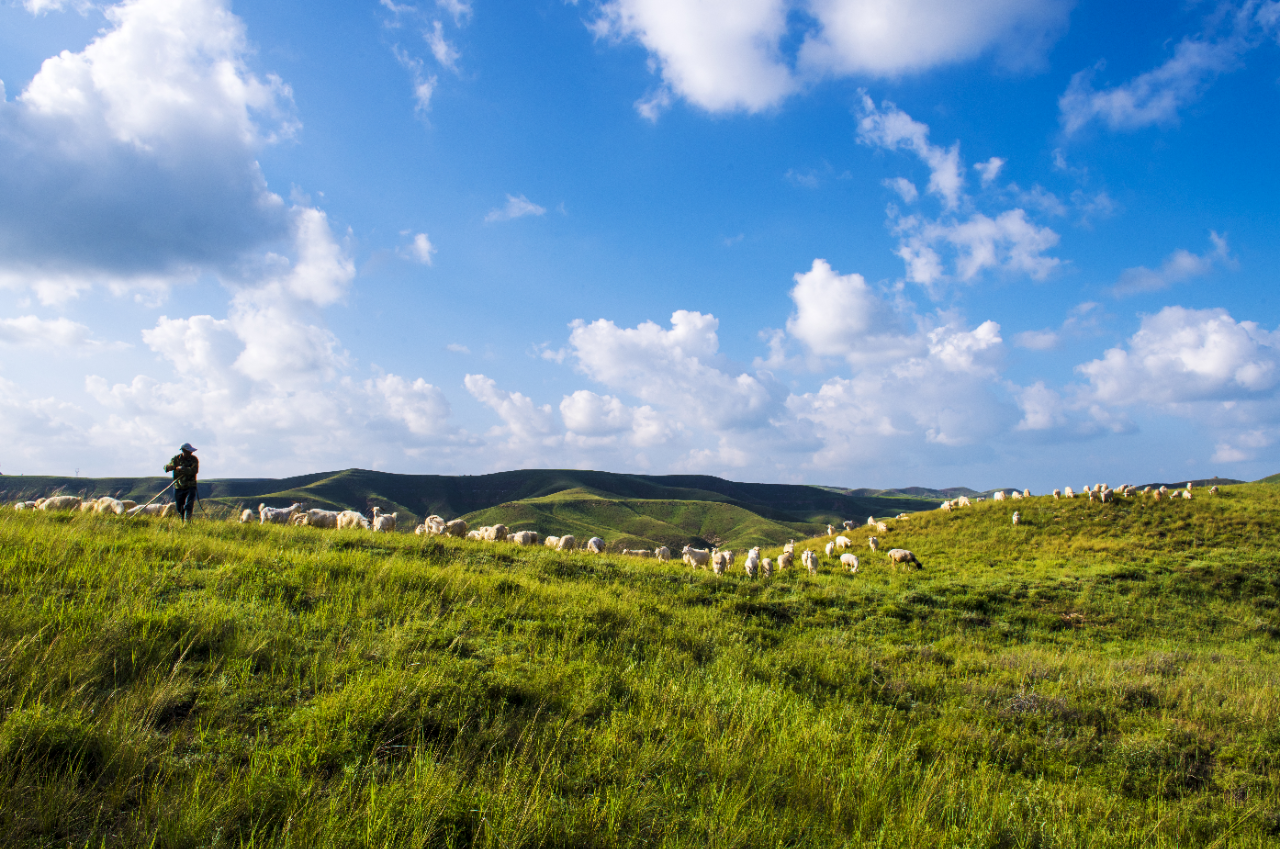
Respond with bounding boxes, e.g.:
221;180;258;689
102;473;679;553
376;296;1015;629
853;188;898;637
0;0;298;302
485;194;547;222
593;0;1072;114
446;343;470;354
858;94;963;209
634;86;673;122
883;177;918;203
785;259;917;366
464;374;558;446
1059;5;1279;135
436;0;472;25
973;156;1005;186
393;45;438;112
560;390;672;447
1113;232;1231;296
894;209;1060;290
0;316;101;349
403;232;437;265
426;20;461;71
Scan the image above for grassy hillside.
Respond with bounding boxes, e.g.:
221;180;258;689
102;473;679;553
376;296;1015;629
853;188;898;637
1;485;1277;846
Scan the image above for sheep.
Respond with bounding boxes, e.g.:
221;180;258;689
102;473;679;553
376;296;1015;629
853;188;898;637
467;530;483;540
801;549;817;575
481;524;509;542
1210;485;1220;495
840;553;859;572
96;498;127;516
1063;487;1075;498
544;535;561;548
259;503;301;525
1152;490;1163;501
420;515;447;535
761;557;774;578
827;524;835;536
655;546;671;561
835;535;852;550
1023;489;1031;498
79;500;97;513
1159;485;1169;495
993;491;1006;501
557;535;577;551
14;501;36;511
682;546;711;569
1099;489;1113;504
624;549;653;558
867;516;876;526
955;496;972;508
39;495;82;512
289;512;308;526
744;547;760;578
337;510;370;530
778;550;794;571
896;513;910;520
887;548;923;569
1010;490;1023;500
940;501;953;512
1087;490;1096;502
1052;489;1061;499
1012;511;1020;526
128;503;173;518
369;509;396;533
868;536;879;552
783;540;796;554
1181;489;1193;500
586;537;606;553
120;500;137;511
239;508;255;523
824;541;836;557
445;519;469;538
842;520;856;530
304;509;342;529
509;530;539;546
711;549;734;573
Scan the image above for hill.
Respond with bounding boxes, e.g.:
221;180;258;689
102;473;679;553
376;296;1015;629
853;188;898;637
0;483;1276;846
0;468;937;548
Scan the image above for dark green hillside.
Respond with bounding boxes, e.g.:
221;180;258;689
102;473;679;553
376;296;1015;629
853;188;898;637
462;489;822;550
1;484;1277;846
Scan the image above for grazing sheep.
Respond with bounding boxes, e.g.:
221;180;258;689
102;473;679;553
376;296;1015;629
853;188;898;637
825;541;836;557
467;530;483;540
840;553;859;572
370;509;396;533
128;503;174;518
1023;489;1031;498
259;503;301;525
1182;489;1192;500
1152;490;1163;501
1210;485;1219;495
711;550;735;573
39;495;82;512
955;496;972;508
868;536;879;552
801;549;818;575
1063;487;1075;498
835;535;852;550
940;501;953;512
842;520;856;530
1012;511;1020;526
778;550;794;571
655;546;671;561
1010;490;1023;500
586;537;606;553
79;500;97;513
509;530;539;546
14;501;37;511
337;510;370;530
1052;489;1061;499
96;498;127;516
544;535;561;548
624;549;653;558
1099;489;1113;503
887;548;923;569
993;491;1006;501
239;508;254;523
744;547;760;578
896;513;910;520
419;515;447;535
445;519;469;538
876;521;889;533
827;524;835;536
1159;486;1169;495
682;546;711;569
481;524;509;542
557;535;577;551
289;512;308;526
783;540;796;554
761;557;774;578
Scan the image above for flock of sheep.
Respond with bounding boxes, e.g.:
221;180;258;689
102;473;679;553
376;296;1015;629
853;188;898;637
12;480;1218;579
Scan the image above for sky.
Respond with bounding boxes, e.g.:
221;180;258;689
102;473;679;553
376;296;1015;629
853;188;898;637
1;0;1278;491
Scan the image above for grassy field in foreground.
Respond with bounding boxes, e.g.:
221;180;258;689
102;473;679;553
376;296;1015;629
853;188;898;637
1;486;1278;847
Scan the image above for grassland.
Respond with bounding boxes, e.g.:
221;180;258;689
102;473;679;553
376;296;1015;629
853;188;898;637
1;484;1278;847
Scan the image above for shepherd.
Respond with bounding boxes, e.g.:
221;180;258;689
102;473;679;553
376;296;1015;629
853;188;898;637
164;442;199;523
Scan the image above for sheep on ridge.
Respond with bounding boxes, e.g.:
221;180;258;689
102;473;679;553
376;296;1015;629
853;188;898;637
761;558;774;578
371;508;398;533
1052;489;1061;499
557;535;577;551
544;535;561;549
39;495;82;512
586;537;605;553
840;553;859;572
993;491;1006;501
1063;487;1075;498
876;521;889;533
835;535;852;550
509;530;539;546
842;520;856;530
887;548;923;569
624;549;653;558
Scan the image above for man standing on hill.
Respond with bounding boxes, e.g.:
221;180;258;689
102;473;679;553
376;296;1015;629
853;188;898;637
165;443;199;523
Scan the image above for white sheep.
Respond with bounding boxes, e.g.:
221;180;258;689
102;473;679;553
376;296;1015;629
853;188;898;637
467;530;483;540
624;549;653;558
1010;490;1023;500
761;557;773;578
445;519;469;538
258;503;301;525
239;508;255;523
868;536;879;552
801;549;817;575
586;537;605;553
744;547;760;578
1063;487;1075;498
289;512;308;526
371;508;397;533
482;524;509;542
955;496;972;508
783;540;796;554
842;520;856;530
1052;489;1061;499
509;530;539;546
1099;489;1113;503
337;510;370;530
896;513;910;520
887;548;923;569
655;546;671;561
824;541;835;557
993;491;1006;502
128;503;174;518
827;524;835;536
1012;511;1020;526
14;501;36;511
79;500;97;513
711;551;727;576
840;552;859;572
866;515;876;526
940;501;953;512
876;521;889;533
557;535;577;551
1210;485;1220;495
39;495;83;512
682;546;711;568
778;550;794;571
96;498;127;516
1023;489;1031;498
544;535;561;548
1182;489;1193;500
304;509;342;529
835;535;852;550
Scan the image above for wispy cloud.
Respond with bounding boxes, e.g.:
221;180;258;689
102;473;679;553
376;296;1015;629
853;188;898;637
1113;232;1233;296
485;194;547;223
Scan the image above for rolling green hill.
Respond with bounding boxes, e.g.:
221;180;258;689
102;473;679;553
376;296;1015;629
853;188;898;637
0;468;937;547
1;483;1277;846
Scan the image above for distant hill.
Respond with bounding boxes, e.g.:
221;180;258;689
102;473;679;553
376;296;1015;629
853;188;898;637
0;468;938;548
1139;477;1245;489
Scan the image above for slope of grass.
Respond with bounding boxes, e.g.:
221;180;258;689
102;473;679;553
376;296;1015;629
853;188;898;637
0;486;1277;847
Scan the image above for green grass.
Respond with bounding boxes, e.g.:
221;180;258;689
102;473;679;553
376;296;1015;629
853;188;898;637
1;486;1278;847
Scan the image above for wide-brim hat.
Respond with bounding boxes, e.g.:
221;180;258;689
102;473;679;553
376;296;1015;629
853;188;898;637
180;443;197;452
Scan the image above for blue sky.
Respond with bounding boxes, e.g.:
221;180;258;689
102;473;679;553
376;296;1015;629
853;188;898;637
1;0;1278;490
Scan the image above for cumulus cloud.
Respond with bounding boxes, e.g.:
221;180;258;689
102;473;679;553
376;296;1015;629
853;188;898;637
858;95;963;209
485;194;547;222
1013;302;1102;351
0;0;298;304
560;390;672;447
1060;4;1279;135
464;374;558;446
883;177;918;203
1113;232;1232;296
0;316;104;350
402;232;437;265
593;0;1073;115
974;157;1005;186
894;209;1060;291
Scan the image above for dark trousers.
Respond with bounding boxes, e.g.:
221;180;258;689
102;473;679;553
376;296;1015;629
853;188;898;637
175;487;197;520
